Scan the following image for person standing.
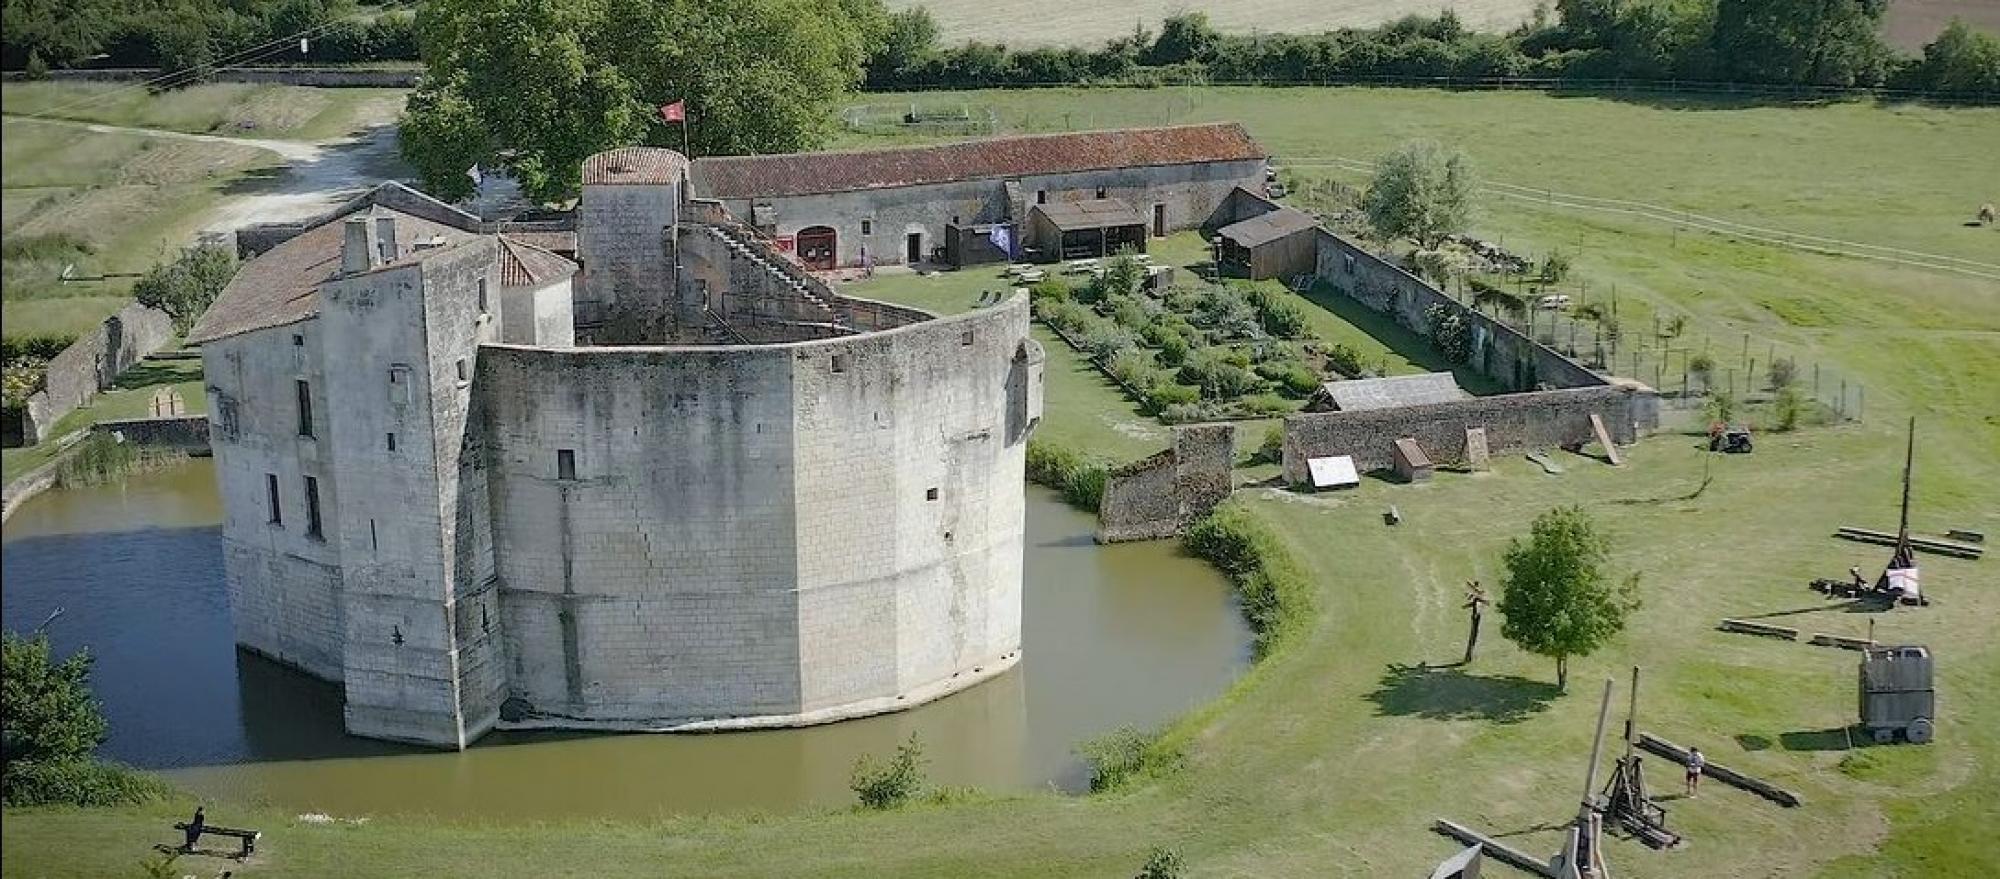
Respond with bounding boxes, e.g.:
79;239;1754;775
1462;581;1489;665
1684;748;1705;797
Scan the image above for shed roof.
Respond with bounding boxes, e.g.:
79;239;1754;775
1318;372;1471;411
1031;198;1145;232
497;236;579;288
582;147;688;186
187;205;476;344
1217;206;1318;248
690;123;1264;200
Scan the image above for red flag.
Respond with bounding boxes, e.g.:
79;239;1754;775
659;100;685;123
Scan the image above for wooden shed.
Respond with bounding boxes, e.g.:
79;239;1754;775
1215;205;1319;280
1027;199;1147;261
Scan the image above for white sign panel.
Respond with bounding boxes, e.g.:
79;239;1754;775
1308;455;1360;489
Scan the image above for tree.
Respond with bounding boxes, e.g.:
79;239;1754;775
1147;12;1219;66
867;6;938;82
404;0;884;203
1137;847;1188;879
1497;507;1640;691
1363;140;1476;249
1710;0;1892;86
1901;20;2000;96
132;244;235;334
2;632;107;767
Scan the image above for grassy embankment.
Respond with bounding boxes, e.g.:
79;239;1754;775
5;87;1997;877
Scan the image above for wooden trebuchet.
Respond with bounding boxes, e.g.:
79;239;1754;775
1833;527;1983;560
1808;632;1877;651
1719;618;1799;640
1432;819;1556;878
1636;733;1803;808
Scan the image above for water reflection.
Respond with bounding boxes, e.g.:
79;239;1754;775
1;462;1250;818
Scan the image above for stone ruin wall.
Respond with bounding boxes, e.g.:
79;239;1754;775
1098;424;1236;543
1281;385;1642;482
13;302;175;446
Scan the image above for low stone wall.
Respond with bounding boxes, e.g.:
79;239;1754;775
93;415;211;452
6;66;420;87
1282;385;1647;481
1099;424;1235;542
1312;228;1604;391
16;304;175;445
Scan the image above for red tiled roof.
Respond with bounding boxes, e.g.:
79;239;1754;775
497;236;578;288
690;123;1265;200
582;147;689;185
187;207;475;344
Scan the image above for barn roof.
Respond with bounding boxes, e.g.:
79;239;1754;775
690;123;1265;199
497;236;578;288
1217;206;1318;248
187;191;481;344
1317;372;1471;411
1031;198;1145;232
582;147;689;186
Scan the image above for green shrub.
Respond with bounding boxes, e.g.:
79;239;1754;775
56;434;183;488
1255;424;1285;465
1257;361;1320;398
1028;278;1074;307
1145;382;1201;411
0;232;93;263
1036;298;1092;332
1108;349;1158;389
1772;385;1807;432
132;243;235;334
1240;393;1292;416
1323;342;1365;378
1540;251;1572;284
1423;303;1472;364
1156;333;1191;367
1137;847;1188;879
1;759;167;808
1705;387;1737;424
1;333;74;365
1110;295;1153;331
850;733;926;810
1082;324;1140;363
1076;726;1180;792
1183;501;1312;656
1025;440;1112;511
1768;356;1798;390
1159;401;1227;424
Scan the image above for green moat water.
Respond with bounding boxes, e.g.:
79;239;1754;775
1;462;1250;819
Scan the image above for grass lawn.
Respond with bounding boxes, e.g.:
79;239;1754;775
0;357;205;482
883;0;1539;48
0;83;408;141
6;87;1998;876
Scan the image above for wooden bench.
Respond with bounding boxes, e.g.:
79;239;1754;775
175;823;261;859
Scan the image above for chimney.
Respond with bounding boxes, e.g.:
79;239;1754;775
342;218;375;274
375;216;398;263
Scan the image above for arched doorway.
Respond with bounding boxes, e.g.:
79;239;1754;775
797;226;837;270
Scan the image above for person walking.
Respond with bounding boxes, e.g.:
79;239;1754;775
1684;748;1705;797
1462;581;1489;665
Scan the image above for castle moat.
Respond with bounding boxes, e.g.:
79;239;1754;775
1;461;1250;818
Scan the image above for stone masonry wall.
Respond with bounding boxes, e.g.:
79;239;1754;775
1098;424;1236;543
19;303;174;444
1312;228;1604;391
1281;385;1642;482
577;181;680;342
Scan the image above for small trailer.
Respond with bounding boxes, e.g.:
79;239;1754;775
1859;645;1936;744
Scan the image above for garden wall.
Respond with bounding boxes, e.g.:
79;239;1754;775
1098;424;1235;543
93;415;210;451
1311;228;1603;391
15;303;174;445
1281;384;1645;481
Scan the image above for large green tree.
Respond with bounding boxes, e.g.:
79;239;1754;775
2;632;107;767
1362;140;1476;250
404;0;887;202
1497;506;1640;691
1710;0;1892;86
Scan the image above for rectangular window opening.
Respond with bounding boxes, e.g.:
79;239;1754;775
455;358;470;385
830;354;849;373
303;476;323;540
1095;186;1107;199
860;219;872;235
1035;190;1047;204
265;474;282;525
388;365;411;405
295;379;314;437
477;278;490;314
369;518;378;551
926;487;939;501
386;432;397;451
292;334;304;347
557;449;577;481
960;330;975;347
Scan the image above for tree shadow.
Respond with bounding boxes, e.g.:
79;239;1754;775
1366;662;1563;724
1734;733;1774;751
109;360;197;393
1778;725;1865;752
1292;281;1507;395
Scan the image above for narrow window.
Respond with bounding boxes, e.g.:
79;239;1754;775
265;474;282;525
455;358;469;385
1095;186;1107;199
477;277;490;314
386;432;397;451
960;330;975;346
303;476;323;540
369;518;378;551
830;354;849;373
1343;253;1357;275
1036;190;1047;205
557;449;577;481
926;487;939;501
860;219;872;235
295;379;314;437
292;333;304;347
388;365;411;405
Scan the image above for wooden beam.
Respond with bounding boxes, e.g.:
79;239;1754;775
1833;527;1983;560
1718;619;1800;640
1637;733;1803;808
1433;818;1557;878
1808;633;1877;651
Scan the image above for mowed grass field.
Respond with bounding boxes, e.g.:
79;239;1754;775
6;88;1999;877
0;84;405;341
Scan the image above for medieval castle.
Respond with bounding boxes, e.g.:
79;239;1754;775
190;124;1270;747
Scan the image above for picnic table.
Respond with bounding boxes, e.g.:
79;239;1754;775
1018;270;1048;283
1003;263;1036;277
